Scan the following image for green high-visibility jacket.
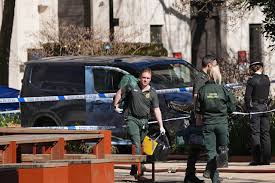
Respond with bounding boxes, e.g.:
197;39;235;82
196;80;236;125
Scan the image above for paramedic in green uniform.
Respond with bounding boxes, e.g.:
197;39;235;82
184;55;217;183
196;66;236;183
113;68;166;177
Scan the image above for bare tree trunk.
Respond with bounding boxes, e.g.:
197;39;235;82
0;0;16;85
191;16;206;69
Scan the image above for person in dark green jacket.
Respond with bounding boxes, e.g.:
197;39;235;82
113;68;165;179
196;66;236;183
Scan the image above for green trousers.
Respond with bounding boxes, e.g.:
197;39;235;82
126;116;148;175
126;116;148;155
203;123;228;183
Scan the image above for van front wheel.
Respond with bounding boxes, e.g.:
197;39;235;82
33;117;57;127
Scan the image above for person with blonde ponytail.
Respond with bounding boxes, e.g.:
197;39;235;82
196;65;236;183
184;55;217;183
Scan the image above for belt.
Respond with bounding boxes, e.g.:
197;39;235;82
129;114;148;120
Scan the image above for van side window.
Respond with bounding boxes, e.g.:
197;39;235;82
150;63;196;89
93;69;124;93
30;65;85;94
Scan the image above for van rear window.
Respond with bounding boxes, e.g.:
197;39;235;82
93;69;124;93
30;65;85;93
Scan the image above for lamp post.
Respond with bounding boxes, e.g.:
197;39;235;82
104;43;111;55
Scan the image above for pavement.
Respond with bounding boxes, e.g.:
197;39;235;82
115;161;275;182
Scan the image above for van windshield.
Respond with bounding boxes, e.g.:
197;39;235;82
150;63;198;89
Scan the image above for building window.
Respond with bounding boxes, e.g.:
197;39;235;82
58;0;91;27
249;24;263;62
150;25;163;43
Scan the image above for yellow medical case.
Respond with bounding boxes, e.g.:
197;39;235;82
142;135;158;155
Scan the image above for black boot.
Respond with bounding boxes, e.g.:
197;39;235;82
184;173;204;183
211;170;223;183
203;169;210;179
130;165;137;176
130;164;145;176
216;146;229;168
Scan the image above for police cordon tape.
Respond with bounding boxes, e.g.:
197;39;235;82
0;87;193;104
0;84;274;116
29;116;192;129
0;110;20;114
31;125;116;130
149;109;275;124
0;82;244;104
232;108;275;115
148;116;190;124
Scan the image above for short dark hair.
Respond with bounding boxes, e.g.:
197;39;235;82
202;55;216;67
139;68;152;76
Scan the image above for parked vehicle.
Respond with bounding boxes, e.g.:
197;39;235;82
20;56;201;145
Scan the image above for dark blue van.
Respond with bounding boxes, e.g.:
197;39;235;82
20;56;200;145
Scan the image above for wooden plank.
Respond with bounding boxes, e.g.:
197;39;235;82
50;159;112;164
2;141;17;163
21;154;97;162
51;138;65;160
64;154;97;159
22;154;51;162
21;154;146;163
0;134;104;145
93;130;111;158
0;127;101;134
0;162;68;168
105;154;147;163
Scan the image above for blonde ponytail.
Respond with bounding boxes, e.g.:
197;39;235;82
209;65;222;84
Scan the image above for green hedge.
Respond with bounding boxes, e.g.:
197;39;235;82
0;114;20;127
123;43;168;56
228;115;250;155
229;111;275;156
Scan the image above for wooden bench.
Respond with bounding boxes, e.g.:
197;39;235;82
0;128;114;182
0;162;69;183
21;153;149;181
0;128;111;163
0;160;114;183
0;128;152;181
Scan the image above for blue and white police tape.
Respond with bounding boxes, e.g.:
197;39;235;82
148;116;190;124
224;83;244;89
225;80;275;89
0;87;193;104
0;110;20;114
0;83;250;104
30;125;116;130
29;117;190;131
0;80;272;105
232;108;275;116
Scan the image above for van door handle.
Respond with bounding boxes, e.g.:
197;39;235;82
94;100;104;104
